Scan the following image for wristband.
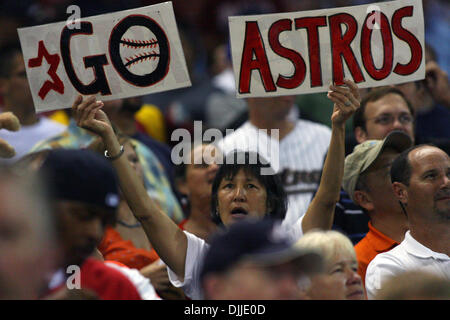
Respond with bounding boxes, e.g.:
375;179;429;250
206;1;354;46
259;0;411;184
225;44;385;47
104;145;124;160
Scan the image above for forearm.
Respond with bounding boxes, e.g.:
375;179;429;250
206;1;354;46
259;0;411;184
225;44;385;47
101;129;188;277
102;130;149;215
302;122;345;232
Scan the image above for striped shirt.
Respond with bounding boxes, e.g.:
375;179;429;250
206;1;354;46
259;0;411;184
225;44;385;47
216;120;331;230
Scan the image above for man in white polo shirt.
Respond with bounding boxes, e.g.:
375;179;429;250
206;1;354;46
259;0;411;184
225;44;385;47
365;144;450;299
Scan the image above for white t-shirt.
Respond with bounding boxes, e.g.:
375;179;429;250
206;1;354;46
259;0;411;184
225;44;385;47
167;221;304;300
365;231;450;299
0;117;66;164
216;120;331;230
167;231;209;300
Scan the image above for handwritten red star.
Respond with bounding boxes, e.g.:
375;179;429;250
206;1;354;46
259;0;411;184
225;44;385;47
28;40;64;100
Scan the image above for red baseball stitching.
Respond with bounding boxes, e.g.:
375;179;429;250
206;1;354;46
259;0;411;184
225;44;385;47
120;38;158;49
124;50;159;68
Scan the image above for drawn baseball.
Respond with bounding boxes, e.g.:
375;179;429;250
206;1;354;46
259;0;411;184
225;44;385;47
119;25;160;76
109;14;170;87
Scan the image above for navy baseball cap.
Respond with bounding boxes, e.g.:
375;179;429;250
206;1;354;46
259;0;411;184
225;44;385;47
41;149;120;211
200;219;324;281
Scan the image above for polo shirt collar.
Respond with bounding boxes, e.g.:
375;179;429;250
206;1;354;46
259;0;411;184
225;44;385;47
403;231;450;261
367;222;398;253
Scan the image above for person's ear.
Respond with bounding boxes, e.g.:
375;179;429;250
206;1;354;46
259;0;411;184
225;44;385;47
392;182;408;205
354;127;367;144
353;190;374;211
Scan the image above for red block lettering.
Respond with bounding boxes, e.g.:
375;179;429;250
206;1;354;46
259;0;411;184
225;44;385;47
268;19;306;90
329;13;365;85
238;21;276;94
295;16;327;87
361;12;393;80
392;6;422;76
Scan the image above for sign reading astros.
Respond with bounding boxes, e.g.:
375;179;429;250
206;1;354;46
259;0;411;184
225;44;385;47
228;0;425;98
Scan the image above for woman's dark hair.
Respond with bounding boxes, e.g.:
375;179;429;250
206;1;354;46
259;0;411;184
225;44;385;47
210;150;287;225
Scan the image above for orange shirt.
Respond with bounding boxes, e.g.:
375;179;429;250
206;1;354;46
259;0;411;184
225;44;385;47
354;222;399;286
98;227;160;270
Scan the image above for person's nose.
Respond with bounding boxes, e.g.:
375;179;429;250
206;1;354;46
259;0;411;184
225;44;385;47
442;174;450;188
233;184;246;202
346;268;362;286
391;117;405;131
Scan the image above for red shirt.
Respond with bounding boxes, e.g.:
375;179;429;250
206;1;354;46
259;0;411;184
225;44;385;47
43;258;142;300
80;258;142;300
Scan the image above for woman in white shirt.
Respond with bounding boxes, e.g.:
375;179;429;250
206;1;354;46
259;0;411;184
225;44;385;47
72;79;360;299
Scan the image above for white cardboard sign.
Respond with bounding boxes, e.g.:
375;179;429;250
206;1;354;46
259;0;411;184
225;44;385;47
17;2;191;113
229;0;425;98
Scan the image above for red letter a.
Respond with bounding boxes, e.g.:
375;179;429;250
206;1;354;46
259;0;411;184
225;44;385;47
238;21;276;94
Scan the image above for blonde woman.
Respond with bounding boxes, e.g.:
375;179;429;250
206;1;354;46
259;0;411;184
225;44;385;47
296;230;365;300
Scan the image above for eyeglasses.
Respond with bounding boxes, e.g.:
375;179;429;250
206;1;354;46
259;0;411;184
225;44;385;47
367;114;413;125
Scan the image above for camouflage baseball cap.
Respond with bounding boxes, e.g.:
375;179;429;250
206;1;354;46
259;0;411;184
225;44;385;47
343;131;412;203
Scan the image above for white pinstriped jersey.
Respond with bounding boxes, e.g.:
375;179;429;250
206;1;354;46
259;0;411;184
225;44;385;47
216;120;331;230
